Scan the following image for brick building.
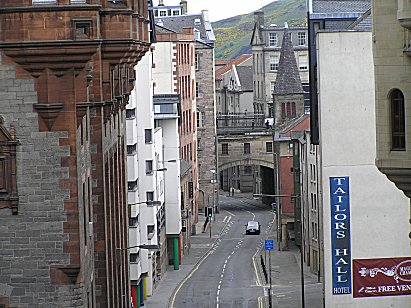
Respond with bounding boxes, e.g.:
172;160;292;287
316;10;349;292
154;25;199;233
0;1;151;307
154;2;217;213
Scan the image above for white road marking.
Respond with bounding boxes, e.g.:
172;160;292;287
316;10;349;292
223;209;235;216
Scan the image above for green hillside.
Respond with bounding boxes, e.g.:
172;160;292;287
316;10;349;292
212;0;307;60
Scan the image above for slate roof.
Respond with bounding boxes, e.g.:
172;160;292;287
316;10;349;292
215;54;252;79
155;13;215;44
236;66;253;92
312;0;371;14
274;29;303;95
348;8;372;31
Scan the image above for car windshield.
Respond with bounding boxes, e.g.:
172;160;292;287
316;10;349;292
247;221;258;227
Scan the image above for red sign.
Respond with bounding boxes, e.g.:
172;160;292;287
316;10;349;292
353;257;411;298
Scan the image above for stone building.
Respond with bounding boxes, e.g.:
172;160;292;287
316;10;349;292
0;1;151;307
152;26;198;238
251;11;309;116
272;28;305;129
373;0;411;197
154;1;216;213
215;54;253;115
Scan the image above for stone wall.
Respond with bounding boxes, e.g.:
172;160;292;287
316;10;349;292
196;44;217;211
0;56;86;307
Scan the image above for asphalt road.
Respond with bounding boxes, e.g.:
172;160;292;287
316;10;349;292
172;195;273;308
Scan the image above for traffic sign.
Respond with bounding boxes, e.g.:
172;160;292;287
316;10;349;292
265;239;274;251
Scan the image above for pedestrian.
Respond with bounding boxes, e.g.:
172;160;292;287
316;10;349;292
202;217;209;233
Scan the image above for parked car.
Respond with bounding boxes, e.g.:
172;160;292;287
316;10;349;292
245;221;261;235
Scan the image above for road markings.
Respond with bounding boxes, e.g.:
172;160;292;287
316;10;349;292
223;209;236;217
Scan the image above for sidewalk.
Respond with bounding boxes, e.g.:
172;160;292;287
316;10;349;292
144;213;227;308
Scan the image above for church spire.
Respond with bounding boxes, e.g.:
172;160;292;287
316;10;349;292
274;28;304;95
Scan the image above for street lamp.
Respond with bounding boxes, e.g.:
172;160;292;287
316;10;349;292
133;200;162;207
147;168;167;174
117;244;160;251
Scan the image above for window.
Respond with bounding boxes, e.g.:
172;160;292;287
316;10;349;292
287;102;291;117
391;89;406;150
281;103;286;118
126;108;136;119
128;180;138;191
244;165;253;175
146;191;154;201
266;142;273;153
127;144;137;155
299;55;308;70
196;82;199;98
32;0;57;3
145;129;152;143
195;53;199;70
130;252;140;263
147;225;155;239
244;143;251;154
222;143;229;155
173;10;180;16
159;10;167;16
292;102;296;117
129;216;138;227
145;160;153;174
269;55;279;71
269;33;278;46
74;21;91;39
270;81;275;94
298;32;307;46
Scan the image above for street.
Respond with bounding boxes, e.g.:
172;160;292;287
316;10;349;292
170;194;323;308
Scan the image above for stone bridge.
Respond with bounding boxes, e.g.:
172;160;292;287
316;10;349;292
216;126;276;193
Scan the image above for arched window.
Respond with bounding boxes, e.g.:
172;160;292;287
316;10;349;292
281;103;286;118
391;89;406;150
286;102;291;117
292;102;296;117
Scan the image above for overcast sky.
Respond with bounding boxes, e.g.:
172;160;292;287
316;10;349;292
157;0;277;22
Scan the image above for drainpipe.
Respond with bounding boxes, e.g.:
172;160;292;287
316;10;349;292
173;236;179;270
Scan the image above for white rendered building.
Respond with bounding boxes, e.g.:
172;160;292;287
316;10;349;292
317;30;409;307
152;38;184;270
127;51;165;302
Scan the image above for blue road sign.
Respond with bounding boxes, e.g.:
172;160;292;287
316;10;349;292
265;239;274;251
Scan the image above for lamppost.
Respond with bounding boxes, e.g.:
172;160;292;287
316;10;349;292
253;193;305;308
210;169;217;216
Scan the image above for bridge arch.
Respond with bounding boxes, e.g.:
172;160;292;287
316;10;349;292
219;158;274;172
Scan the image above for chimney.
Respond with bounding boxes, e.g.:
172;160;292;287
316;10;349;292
254;10;264;29
202;10;209;22
158;0;164;6
180;0;187;14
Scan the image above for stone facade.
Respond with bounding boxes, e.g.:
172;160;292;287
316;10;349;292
373;0;411;196
196;43;217;211
0;1;151;307
0;56;82;307
251;11;309;116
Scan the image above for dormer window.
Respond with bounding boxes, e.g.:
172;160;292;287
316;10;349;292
269;33;278;47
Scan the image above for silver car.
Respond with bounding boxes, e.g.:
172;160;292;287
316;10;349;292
245;221;260;235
